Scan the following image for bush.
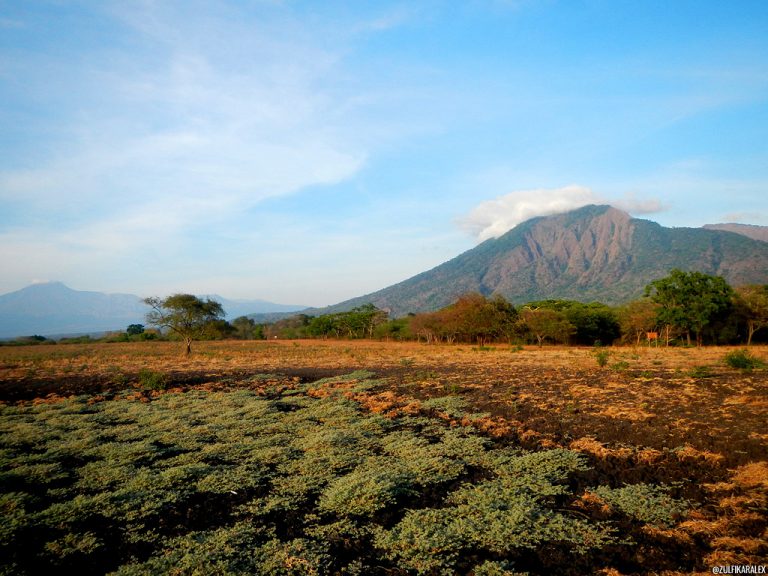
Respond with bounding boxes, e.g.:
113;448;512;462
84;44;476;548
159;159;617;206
137;369;168;390
593;483;688;528
723;349;765;370
594;349;610;368
688;365;713;379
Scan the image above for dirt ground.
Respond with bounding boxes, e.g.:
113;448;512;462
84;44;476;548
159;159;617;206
1;340;766;571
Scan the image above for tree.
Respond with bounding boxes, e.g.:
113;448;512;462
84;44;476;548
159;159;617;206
519;307;575;347
644;269;734;346
144;294;225;354
617;299;659;346
525;300;619;345
735;285;768;345
232;316;263;340
407;294;518;345
126;324;145;336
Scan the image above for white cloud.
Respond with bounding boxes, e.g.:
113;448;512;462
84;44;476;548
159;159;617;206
460;185;665;241
460;185;599;241
612;193;665;215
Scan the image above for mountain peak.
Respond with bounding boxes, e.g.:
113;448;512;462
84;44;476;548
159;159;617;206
319;205;768;316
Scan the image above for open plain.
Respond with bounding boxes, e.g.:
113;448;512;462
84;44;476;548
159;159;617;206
1;340;766;574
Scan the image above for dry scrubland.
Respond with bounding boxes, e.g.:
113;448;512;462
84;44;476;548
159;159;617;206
1;340;766;575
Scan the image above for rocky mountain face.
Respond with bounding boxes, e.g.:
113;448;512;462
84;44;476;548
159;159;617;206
326;205;768;316
703;223;768;243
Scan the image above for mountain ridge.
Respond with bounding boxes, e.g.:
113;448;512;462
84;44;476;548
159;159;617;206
309;205;768;317
702;222;768;243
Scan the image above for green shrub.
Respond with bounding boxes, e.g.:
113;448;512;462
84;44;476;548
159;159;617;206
688;365;713;379
593;483;688;527
594;349;610;368
474;560;529;576
723;349;765;370
137;369;168;390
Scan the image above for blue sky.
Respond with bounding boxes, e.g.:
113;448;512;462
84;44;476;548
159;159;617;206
1;1;767;306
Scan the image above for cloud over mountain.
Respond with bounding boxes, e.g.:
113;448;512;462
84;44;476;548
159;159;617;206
460;186;664;241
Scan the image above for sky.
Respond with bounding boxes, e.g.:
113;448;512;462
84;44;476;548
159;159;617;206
1;1;767;306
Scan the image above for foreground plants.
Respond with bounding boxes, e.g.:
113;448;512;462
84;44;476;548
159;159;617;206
0;374;689;575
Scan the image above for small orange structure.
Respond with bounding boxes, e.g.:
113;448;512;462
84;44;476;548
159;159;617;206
646;331;659;346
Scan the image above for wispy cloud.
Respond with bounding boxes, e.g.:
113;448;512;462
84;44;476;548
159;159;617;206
1;1;367;232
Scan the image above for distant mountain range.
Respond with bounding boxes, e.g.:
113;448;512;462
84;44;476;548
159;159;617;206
311;205;768;317
0;282;305;339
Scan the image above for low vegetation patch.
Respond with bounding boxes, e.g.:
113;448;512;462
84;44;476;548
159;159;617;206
723;348;766;370
0;372;703;575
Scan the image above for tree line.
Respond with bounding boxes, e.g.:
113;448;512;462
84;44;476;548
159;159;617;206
132;270;768;352
10;269;763;351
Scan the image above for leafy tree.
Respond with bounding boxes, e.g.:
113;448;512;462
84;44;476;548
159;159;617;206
617;299;660;345
525;300;620;346
644;269;734;346
408;294;518;345
410;310;445;343
231;316;263;340
735;285;768;345
519;307;575;347
126;324;145;336
264;314;312;339
144;294;225;354
373;316;413;341
204;319;236;340
299;305;388;340
337;304;389;339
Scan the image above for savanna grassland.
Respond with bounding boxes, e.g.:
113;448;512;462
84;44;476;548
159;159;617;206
1;340;766;575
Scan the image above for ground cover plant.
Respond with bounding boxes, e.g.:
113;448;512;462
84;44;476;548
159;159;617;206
1;341;766;574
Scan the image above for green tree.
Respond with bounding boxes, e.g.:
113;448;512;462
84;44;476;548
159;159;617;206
519;307;575;347
373;316;414;341
644;269;734;346
735;285;768;345
617;299;659;346
525;300;619;345
231;316;263;340
126;324;145;336
144;294;225;354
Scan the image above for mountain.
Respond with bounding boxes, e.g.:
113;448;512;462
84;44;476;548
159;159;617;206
203;295;305;319
0;283;306;339
0;282;147;339
321;205;768;316
702;223;768;243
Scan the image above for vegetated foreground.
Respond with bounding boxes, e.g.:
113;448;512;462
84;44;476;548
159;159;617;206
0;341;766;575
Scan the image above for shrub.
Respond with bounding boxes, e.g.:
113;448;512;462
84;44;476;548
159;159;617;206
723;349;765;370
593;483;688;528
594;349;610;368
137;369;168;390
688;365;713;379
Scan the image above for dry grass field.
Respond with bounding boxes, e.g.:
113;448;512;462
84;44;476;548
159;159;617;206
1;340;766;574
